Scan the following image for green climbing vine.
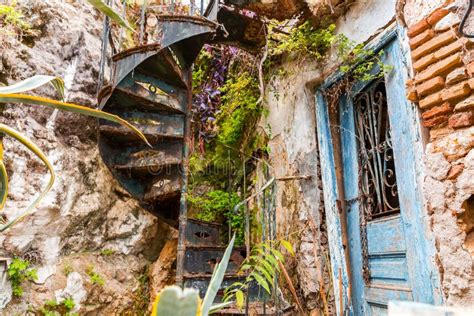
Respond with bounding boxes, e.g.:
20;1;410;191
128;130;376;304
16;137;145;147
189;46;266;246
267;20;392;83
269;22;337;60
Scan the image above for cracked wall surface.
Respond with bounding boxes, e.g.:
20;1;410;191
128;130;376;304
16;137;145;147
403;0;474;306
0;1;175;313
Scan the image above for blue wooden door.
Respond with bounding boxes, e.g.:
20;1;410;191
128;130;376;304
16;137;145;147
316;32;441;315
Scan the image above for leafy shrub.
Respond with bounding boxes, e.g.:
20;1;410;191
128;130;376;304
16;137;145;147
189;190;239;222
86;266;105;286
0;3;30;31
270;22;337;60
100;249;115;256
39;297;76;316
189;190;247;245
7;258;38;297
224;240;294;309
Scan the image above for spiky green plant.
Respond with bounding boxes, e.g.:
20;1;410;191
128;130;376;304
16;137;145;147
0;75;149;231
87;0;134;32
151;236;236;316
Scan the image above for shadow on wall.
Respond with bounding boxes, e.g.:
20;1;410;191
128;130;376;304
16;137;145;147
458;195;474;258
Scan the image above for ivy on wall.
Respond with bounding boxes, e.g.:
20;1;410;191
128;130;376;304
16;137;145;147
188;19;392;247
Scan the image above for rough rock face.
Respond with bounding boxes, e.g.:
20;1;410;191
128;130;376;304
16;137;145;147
225;0;354;22
403;0;474;305
148;238;177;309
0;0;174;313
424;128;474;306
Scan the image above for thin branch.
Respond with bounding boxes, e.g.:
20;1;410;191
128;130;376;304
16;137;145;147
278;260;305;315
256;24;268;106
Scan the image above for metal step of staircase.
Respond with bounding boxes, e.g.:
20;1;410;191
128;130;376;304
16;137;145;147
184;245;246;275
185;218;223;247
183;275;264;303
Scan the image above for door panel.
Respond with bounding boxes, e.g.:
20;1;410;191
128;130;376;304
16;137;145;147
316;30;441;315
339;39;415;315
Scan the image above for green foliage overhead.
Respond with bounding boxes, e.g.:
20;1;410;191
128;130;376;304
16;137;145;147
270;22;337;60
338;42;393;82
189;190;246;245
268;20;392;83
217;72;260;148
192;49;213;93
189;190;239;222
7;258;38;297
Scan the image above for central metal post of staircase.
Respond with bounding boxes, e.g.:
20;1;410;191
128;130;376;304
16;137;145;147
176;68;193;287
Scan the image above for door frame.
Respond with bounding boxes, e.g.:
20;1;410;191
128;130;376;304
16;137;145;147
314;24;443;315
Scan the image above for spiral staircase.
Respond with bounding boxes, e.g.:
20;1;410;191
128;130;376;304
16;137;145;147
96;2;268;311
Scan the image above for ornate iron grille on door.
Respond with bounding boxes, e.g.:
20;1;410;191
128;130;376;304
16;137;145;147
354;79;400;219
353;78;401;282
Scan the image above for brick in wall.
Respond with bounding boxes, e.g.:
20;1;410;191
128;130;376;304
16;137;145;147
441;81;471;102
421;102;453;120
445;67;467;85
417;76;445;97
420;92;443;109
412;30;457;60
407;2;474;133
415;53;462;83
454;95;474;111
448;111;474;128
410;29;435;49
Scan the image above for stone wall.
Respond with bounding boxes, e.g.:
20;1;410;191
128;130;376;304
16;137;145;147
403;0;474;306
0;1;175;313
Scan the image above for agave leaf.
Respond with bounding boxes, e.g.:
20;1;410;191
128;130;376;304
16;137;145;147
0;93;151;147
0;124;55;232
152;286;201;316
0;75;65;100
202;235;235;316
0;141;7;210
87;0;134;32
209;301;233;314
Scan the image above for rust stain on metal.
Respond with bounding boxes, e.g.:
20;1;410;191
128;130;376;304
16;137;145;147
157;14;218;27
112;43;162;62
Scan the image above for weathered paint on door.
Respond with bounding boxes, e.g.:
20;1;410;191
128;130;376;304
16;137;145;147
315;29;442;315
